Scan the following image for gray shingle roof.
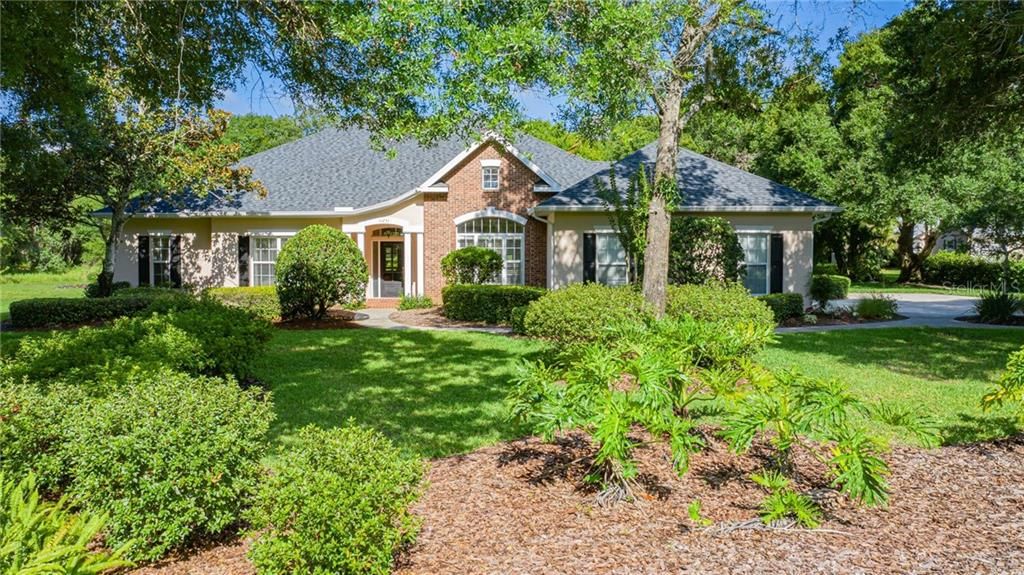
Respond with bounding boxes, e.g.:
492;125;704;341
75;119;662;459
535;142;840;213
128;130;836;216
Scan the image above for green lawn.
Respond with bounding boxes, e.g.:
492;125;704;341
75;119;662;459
255;328;549;459
849;268;953;294
763;328;1023;445
254;326;1021;460
0;267;95;321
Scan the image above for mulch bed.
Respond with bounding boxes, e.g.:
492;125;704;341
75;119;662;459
131;432;1024;575
273;308;365;330
780;312;907;328
955;315;1024;327
389;307;499;330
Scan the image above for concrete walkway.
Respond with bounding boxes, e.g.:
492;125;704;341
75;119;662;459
778;292;1023;332
348;308;512;334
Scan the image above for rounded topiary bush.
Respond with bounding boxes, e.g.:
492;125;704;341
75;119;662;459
276;225;368;320
522;284;652;345
68;370;273;561
665;283;775;331
668;216;744;285
441;246;503;285
246;424;423;575
809;274;852;308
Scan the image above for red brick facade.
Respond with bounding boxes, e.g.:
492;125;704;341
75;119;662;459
423;143;549;300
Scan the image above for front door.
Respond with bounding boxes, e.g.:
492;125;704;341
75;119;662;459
379;242;403;297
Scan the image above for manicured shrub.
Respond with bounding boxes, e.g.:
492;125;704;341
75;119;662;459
84;280;130;298
68;371;273;561
921;251;1002;287
207;286;281;321
809;274;851;308
509;305;528;335
855;295;899;320
666;283;775;331
974;291;1023;324
758;293;805;323
441;246;503;285
442;284;546;324
10;296;157;328
668;216;744;284
246;424;423;575
397;294;434;311
813;262;840;276
521;284;651;344
0;381;89;494
276;225;368;320
162;299;274;380
0;473;132;574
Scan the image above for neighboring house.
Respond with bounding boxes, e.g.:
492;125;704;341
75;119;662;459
104;128;840;304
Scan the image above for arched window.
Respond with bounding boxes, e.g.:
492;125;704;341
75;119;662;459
455;217;524;285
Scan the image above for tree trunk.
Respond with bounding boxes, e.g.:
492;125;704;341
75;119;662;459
99;208;127;297
643;78;684;317
896;220;937;283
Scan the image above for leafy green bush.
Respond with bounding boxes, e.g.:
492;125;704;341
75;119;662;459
396;294;434;310
813;262;840;276
276;225;368;320
974;291;1023;324
1;473;131;574
246;424;423;575
758;293;805;323
68;371;273;561
922;251;1002;287
162;299;274;379
666;283;775;329
855;295;900;320
206;286;281;321
509;305;528;335
9;296;159;328
668;216;743;284
442;284;546;324
983;346;1024;422
84;280;130;298
809;274;851;308
749;470;821;528
521;284;651;345
440;246;503;285
0;381;89;494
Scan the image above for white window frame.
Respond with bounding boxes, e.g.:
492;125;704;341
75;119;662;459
737;232;770;296
594;232;628;286
482;165;500;191
249;232;294;286
455;217;524;285
150;234;172;287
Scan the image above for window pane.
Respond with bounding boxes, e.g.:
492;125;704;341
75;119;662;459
739;234;768;264
743;264;767;295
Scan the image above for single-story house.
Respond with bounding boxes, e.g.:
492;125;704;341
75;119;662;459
106;128;840;304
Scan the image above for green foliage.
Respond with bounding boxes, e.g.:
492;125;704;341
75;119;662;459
161;299;274;380
666;283;776;333
855;295;899;320
521;118;657;161
860;401;941;448
396;295;434;311
721;370;890;507
508;315;766;498
595;165;650;283
219;114;304;157
982;347;1024;422
921;251;1004;287
521;284;651;345
0;222;103;275
276;225;368;320
9;296;165;328
0;473;131;575
0;382;88;494
246;424;423;575
206;286;281;321
975;292;1024;324
686;500;713;528
749;470;821;528
814;263;840;275
809;275;851;308
668;217;744;285
441;285;545;325
758;293;805;323
440;246;503;286
68;371;273;561
509;305;528;335
84;280;130;298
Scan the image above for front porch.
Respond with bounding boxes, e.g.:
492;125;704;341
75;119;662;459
344;218;426;303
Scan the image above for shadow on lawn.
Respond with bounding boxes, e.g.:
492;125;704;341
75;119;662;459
254;328;549;459
769;327;1021;383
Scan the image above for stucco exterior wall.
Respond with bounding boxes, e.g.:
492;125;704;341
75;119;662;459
548;211;816;299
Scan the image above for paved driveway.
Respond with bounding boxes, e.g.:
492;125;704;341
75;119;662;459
780;292;1023;332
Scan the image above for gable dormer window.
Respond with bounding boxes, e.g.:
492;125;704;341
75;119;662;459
481;159;500;190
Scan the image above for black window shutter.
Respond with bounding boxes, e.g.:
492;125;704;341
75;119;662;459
583;233;597;283
138;235;150;286
238;236;250;287
770;233;784;294
170;235;182;288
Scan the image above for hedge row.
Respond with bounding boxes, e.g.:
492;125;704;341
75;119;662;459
10;296;160;328
442;284;546;324
922;252;1024;289
758;293;805;323
206;286;281;321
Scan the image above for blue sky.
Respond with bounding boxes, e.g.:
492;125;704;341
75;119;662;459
215;0;908;120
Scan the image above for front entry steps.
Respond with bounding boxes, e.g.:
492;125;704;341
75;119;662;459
365;298;401;309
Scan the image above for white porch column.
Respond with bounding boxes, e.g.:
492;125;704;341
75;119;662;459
416;232;425;296
355;232;370;299
403;231;413;296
